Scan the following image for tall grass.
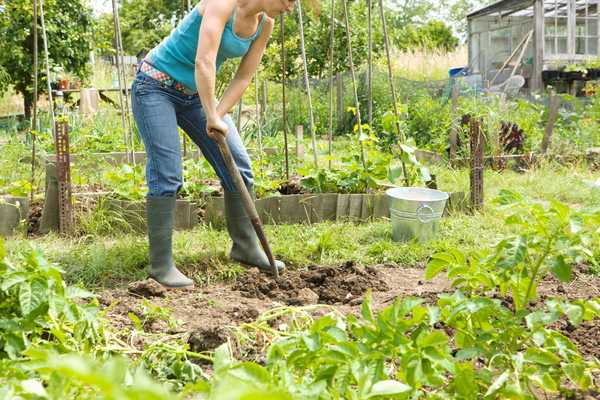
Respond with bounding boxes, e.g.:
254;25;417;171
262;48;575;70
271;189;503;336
392;46;468;81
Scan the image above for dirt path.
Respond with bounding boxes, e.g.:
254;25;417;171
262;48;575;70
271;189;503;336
99;263;600;359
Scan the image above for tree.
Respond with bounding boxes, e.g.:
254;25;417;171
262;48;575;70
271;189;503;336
395;20;459;52
0;0;94;119
94;0;182;57
262;0;386;82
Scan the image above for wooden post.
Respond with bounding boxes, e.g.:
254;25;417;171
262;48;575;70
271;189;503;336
532;0;544;93
540;92;561;154
297;0;318;168
470;118;484;213
31;0;39;202
327;0;335;169
336;73;344;131
281;15;290;181
54;119;73;234
261;80;267;119
296;125;305;162
449;84;460;162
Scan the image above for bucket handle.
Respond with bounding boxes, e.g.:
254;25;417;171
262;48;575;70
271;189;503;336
416;204;435;223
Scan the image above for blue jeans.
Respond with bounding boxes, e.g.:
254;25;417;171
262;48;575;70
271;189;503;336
131;72;253;197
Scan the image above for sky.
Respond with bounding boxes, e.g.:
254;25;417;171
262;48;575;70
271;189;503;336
91;0;112;16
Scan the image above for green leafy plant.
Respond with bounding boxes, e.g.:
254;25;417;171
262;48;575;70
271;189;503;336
104;164;146;201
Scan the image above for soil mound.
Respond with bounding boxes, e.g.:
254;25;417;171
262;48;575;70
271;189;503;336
234;261;389;305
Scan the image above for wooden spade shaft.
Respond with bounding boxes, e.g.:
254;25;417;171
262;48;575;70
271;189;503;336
213;133;280;279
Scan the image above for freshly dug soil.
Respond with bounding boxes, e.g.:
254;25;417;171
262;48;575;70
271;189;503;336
234;261;389;305
27;200;43;235
100;263;600;364
277;177;304;195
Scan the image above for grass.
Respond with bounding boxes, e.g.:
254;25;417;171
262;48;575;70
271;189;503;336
5;161;598;290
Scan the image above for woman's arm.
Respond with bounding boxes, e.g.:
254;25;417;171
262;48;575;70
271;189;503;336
216;17;274;118
195;0;235;137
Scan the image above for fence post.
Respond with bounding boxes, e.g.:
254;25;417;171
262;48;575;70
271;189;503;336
470;118;485;213
540;91;561;154
55;118;73;234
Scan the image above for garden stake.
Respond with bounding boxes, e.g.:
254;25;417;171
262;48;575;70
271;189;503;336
297;0;318;168
31;0;39;203
341;0;366;170
280;15;290;181
111;0;135;166
213;133;280;279
327;0;334;170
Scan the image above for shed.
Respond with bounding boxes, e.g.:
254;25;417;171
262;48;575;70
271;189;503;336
467;0;599;92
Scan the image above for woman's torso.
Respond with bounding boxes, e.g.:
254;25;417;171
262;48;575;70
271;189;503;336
147;1;266;92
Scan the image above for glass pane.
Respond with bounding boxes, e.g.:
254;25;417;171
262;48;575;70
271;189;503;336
588;38;598;54
576;18;587;36
576;37;586;54
590;19;598;36
558;37;568;53
546;37;556;55
556;17;568;36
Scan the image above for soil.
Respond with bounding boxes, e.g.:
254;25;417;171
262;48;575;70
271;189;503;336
27;200;43;236
233;261;389;305
277;176;304;195
99;262;600;369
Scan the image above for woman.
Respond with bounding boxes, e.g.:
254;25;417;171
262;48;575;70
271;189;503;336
132;0;295;289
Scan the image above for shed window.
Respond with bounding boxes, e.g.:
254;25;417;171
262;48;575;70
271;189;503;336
545;0;569;55
575;0;598;55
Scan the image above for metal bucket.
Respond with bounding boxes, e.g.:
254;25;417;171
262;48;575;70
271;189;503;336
386;187;449;243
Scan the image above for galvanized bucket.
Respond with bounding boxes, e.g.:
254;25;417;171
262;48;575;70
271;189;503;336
386;187;449;243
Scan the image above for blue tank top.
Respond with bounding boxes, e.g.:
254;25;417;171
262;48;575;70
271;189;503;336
148;4;266;92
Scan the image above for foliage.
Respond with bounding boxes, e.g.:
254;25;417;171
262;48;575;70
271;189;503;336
394;20;459;52
94;0;182;57
0;242;105;360
0;0;94;115
427;189;600;310
104;164;146;201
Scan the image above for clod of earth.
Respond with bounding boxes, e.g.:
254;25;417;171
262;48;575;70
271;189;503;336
128;279;167;298
234;261;389;305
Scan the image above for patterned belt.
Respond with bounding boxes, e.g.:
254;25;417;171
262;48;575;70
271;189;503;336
139;60;196;96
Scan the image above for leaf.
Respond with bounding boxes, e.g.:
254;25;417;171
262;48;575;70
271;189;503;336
128;312;143;331
485;371;510;396
361;290;374;322
563;363;591;390
1;272;27;291
530;372;558;392
418;330;448;348
214;343;233;373
367;380;411;397
19;282;32;316
524;348;561;365
229;362;271;385
564;303;584;326
549;256;572;283
425;256;451;280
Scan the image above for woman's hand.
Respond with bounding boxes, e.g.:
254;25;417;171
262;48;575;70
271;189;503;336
207;115;229;140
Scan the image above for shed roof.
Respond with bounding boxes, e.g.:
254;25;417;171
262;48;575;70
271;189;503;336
467;0;533;19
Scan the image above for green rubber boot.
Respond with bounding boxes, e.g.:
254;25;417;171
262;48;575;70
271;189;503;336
224;190;285;273
147;196;194;288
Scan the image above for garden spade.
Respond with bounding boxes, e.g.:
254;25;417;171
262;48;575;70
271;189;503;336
211;131;280;279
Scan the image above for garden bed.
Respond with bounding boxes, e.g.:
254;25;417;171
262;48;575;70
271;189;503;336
205;191;467;226
101;262;600;361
